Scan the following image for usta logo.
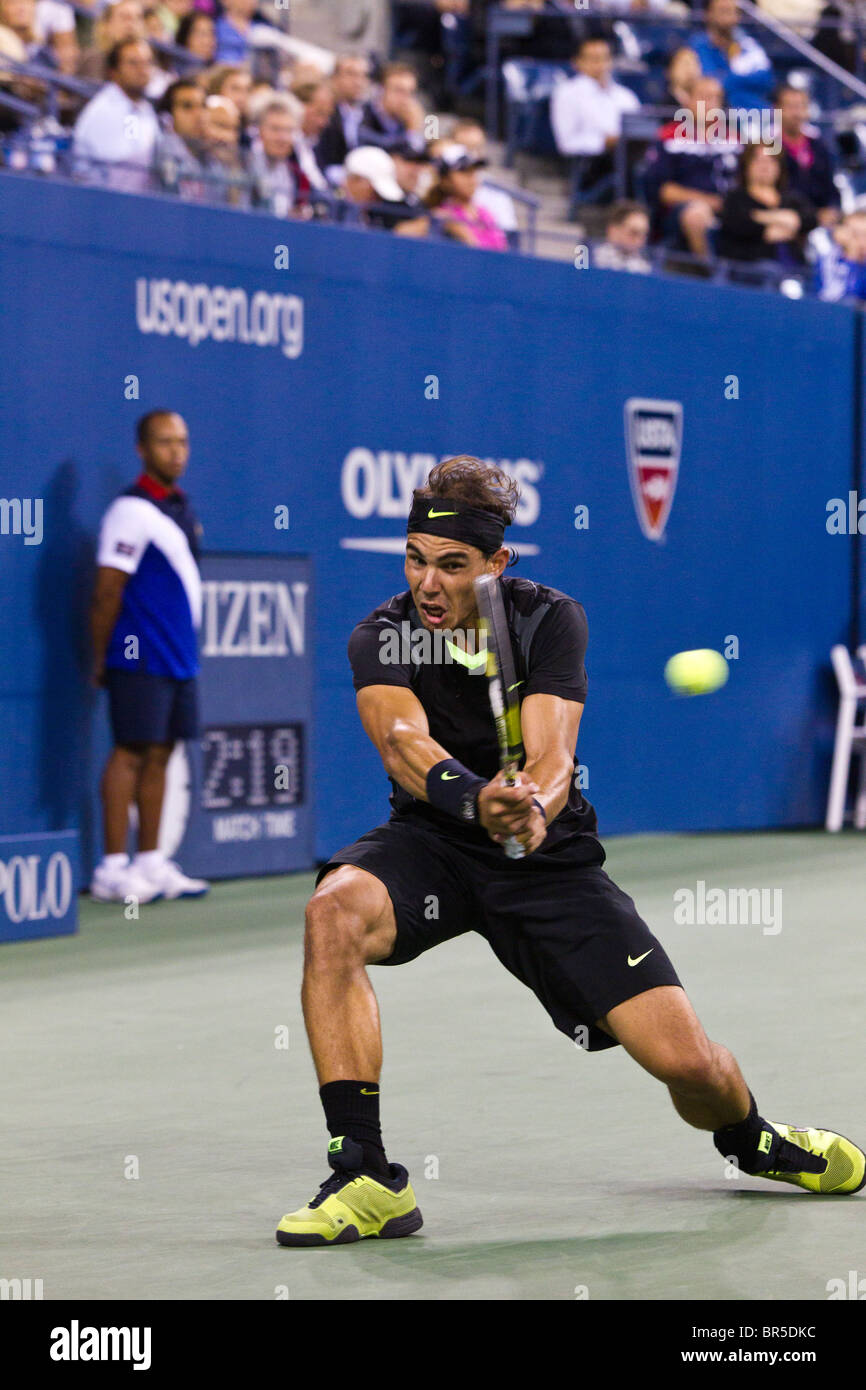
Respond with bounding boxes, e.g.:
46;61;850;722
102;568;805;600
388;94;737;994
633;417;677;451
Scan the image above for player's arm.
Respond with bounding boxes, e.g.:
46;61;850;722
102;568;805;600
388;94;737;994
356;685;538;835
503;596;589;852
89;565;129;687
91;496;153;686
356;685;450;799
520;693;583;826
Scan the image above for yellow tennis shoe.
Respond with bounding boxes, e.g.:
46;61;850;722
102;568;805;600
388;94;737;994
756;1123;866;1195
276;1136;423;1246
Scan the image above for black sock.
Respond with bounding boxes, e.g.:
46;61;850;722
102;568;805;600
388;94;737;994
319;1080;389;1177
713;1091;776;1173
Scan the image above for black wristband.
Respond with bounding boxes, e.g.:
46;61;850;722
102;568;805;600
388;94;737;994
531;797;547;823
426;759;488;822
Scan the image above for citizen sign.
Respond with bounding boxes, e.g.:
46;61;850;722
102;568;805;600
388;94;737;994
0;853;73;923
200;581;308;657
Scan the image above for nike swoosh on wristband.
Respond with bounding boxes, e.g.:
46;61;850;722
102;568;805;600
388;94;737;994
441;771;460;780
627;949;654;967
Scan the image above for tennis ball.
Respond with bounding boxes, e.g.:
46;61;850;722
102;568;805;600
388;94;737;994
664;648;729;696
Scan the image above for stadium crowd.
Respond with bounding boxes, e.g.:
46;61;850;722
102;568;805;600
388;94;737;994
2;0;866;295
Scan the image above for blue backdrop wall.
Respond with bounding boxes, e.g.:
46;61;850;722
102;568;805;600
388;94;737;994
0;174;859;869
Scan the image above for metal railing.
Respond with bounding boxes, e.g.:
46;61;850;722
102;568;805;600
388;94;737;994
2;58;98;123
0;87;42;123
738;0;866;100
0;144;536;251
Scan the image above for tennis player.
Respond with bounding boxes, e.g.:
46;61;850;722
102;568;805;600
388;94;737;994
276;456;864;1246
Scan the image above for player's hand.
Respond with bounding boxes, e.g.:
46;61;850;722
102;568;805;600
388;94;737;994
491;802;547;854
478;771;539;838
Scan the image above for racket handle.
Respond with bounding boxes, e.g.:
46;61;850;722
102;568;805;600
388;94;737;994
501;768;525;858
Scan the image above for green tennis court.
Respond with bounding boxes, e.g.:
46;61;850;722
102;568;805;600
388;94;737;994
3;830;864;1302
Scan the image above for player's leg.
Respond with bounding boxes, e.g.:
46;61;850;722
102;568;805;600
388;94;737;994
479;859;865;1196
99;669;158;856
277;823;475;1246
598;984;866;1195
136;741;173;851
276;866;415;1248
100;743;144;855
92;670;171;903
131;678;208;899
596;985;749;1130
90;741;165;903
302;863;397;1088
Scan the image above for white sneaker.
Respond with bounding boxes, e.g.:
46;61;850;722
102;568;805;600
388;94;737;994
134;858;209;900
90;861;164;905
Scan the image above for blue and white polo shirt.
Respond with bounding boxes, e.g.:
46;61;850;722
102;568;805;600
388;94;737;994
97;474;202;679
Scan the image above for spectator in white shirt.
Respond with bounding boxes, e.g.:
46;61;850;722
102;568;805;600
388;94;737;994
73;38;160;191
551;36;639;207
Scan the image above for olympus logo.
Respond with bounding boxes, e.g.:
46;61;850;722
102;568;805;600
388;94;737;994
339;450;542;555
0;853;73;923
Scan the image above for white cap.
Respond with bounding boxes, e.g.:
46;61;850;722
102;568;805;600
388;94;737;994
344;145;403;202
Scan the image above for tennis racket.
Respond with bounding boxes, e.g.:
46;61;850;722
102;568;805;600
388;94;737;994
473;573;526;860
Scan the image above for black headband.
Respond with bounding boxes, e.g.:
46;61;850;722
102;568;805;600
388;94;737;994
406;498;506;553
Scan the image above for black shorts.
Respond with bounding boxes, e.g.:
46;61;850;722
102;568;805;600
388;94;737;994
317;816;682;1052
104;668;199;746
